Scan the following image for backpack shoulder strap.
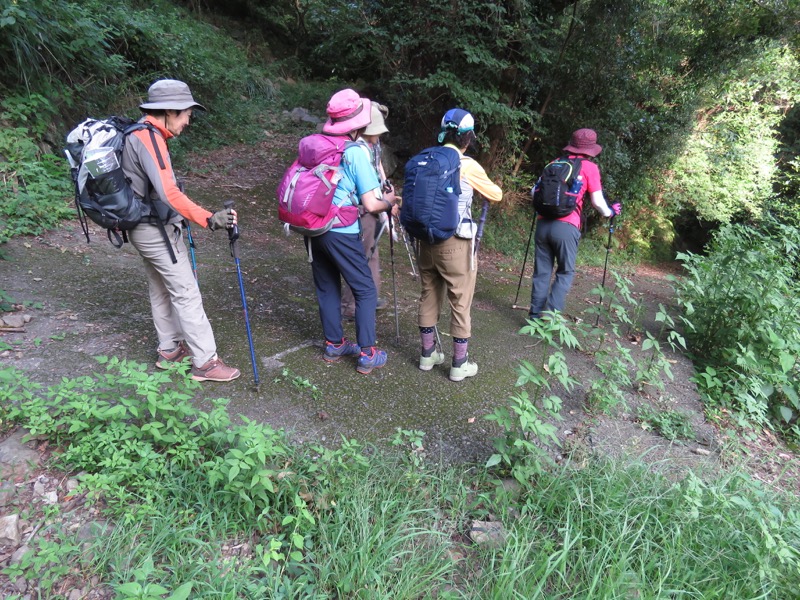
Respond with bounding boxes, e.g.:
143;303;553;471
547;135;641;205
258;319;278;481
347;139;377;171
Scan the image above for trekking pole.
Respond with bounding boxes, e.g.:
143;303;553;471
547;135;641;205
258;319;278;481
64;150;91;243
474;198;490;256
398;220;418;279
387;211;401;345
367;214;388;262
223;200;260;387
512;212;537;310
186;222;199;284
595;215;616;327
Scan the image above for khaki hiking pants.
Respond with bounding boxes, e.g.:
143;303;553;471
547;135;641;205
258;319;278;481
417;236;477;339
128;222;217;367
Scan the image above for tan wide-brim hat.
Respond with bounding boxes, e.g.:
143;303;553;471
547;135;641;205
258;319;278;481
363;103;389;136
139;79;207;111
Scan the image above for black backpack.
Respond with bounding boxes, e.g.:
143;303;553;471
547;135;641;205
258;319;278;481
65;116;180;263
65;116;160;245
532;157;583;219
401;145;462;244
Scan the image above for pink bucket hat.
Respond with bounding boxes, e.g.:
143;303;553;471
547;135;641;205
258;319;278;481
563;128;602;157
322;89;372;135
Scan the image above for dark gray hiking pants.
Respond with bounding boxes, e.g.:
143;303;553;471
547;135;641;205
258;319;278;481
529;219;581;319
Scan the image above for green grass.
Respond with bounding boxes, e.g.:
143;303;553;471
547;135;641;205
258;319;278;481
2;362;798;598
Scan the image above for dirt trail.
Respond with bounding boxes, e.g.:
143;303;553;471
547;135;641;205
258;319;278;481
1;136;797;492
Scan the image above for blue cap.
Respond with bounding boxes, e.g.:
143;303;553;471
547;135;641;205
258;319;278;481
438;108;474;143
440;108;474;132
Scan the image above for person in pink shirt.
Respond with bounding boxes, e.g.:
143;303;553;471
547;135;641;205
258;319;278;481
528;128;620;320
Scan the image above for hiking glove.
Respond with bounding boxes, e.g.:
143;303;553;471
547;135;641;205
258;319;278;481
610;202;622;217
208;208;235;230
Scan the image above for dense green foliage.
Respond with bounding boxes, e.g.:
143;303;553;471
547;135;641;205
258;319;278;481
0;96;72;243
200;0;800;256
675;221;800;436
2;0;799;254
2;363;798;597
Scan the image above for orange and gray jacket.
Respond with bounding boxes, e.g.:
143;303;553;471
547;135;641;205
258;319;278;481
121;116;213;227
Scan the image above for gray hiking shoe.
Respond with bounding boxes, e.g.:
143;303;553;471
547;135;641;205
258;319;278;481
156;341;191;370
449;357;478;382
419;347;445;371
191;356;241;382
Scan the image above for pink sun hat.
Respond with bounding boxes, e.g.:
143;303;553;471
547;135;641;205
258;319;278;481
322;89;372;135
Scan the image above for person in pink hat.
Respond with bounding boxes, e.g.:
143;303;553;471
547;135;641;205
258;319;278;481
309;89;397;374
528;128;620;320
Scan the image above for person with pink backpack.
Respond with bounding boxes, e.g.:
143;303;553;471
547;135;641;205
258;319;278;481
305;89;397;374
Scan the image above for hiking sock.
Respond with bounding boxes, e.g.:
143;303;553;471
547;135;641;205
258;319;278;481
420;326;435;356
453;337;469;367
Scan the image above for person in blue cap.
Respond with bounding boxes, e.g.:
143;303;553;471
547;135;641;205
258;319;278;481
416;108;503;382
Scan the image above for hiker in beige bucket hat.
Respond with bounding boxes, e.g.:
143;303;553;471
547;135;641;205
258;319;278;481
341;102;396;321
120;79;241;382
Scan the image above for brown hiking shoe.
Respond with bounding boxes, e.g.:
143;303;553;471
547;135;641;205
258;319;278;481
156;341;191;370
191;356;241;382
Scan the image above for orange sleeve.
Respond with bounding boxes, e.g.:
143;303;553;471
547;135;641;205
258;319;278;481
133;128;214;227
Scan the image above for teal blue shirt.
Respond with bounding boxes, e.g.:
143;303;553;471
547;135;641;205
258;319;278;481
331;142;380;235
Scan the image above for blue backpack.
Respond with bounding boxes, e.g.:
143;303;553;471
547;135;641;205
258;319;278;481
401;146;461;244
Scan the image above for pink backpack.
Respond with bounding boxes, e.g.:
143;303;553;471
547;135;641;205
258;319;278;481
277;134;360;236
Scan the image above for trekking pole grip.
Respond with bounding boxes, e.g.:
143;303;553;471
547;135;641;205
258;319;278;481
223;200;240;257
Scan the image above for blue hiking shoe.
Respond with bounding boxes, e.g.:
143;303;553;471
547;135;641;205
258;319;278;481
357;347;387;374
323;338;360;363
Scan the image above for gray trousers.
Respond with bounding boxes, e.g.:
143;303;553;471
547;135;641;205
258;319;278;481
529;219;581;319
128;222;217;366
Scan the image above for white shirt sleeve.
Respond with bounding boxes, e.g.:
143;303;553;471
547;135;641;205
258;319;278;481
590;190;614;218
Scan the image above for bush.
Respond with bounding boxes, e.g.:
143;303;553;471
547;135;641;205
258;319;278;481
675;221;800;434
0;97;73;243
3;361;799;597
